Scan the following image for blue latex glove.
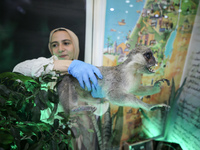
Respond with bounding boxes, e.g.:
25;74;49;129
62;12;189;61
68;60;103;92
91;84;105;98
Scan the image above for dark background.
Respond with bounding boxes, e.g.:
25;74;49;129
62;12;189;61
0;0;86;73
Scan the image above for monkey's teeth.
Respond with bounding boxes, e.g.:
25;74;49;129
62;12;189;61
149;67;154;72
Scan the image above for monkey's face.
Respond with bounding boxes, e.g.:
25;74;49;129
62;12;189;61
142;51;157;74
131;49;157;74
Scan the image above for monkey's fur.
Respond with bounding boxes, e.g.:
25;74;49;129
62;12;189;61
57;46;170;116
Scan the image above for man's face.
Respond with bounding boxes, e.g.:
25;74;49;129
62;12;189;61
50;31;74;60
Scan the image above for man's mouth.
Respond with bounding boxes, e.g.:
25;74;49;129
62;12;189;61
59;55;68;58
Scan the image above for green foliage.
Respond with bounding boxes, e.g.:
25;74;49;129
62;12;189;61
0;72;72;150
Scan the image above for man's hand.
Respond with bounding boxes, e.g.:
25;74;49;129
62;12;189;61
68;60;103;92
91;84;105;98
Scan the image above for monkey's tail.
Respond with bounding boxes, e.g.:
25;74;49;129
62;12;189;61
102;107;113;150
91;115;102;150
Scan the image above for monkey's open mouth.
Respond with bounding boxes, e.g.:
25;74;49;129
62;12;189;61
147;66;155;73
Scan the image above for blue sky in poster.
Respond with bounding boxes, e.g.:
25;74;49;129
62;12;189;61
104;0;145;49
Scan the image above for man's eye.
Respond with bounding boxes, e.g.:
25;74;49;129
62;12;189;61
51;44;58;48
64;42;70;46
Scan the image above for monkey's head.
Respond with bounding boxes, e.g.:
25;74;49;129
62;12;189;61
125;46;157;74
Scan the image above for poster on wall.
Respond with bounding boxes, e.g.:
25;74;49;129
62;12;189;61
101;0;200;149
164;5;200;150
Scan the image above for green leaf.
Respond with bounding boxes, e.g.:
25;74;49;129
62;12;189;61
34;91;48;110
0;95;6;106
35;123;52;133
10;126;21;149
31;106;41;123
87;129;94;133
49;140;58;150
0;129;14;145
6;107;21;120
22;142;29;150
53;119;59;130
47;103;58;121
43;143;50;150
28;140;44;150
0;84;11;98
15;124;34;137
57;112;69;121
48;89;59;104
41;74;57;83
59;142;67;150
0;72;73;150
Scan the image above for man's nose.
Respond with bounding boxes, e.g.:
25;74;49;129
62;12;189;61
58;44;64;52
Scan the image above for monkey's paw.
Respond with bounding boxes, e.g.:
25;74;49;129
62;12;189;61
154;79;170;87
150;104;170;111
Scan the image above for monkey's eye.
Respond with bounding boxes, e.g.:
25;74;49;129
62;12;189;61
144;52;152;60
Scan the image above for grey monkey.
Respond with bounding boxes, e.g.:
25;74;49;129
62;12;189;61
57;46;170;116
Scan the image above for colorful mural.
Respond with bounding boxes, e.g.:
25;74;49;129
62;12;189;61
102;0;199;149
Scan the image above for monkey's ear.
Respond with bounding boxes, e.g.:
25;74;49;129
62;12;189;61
126;43;131;48
128;49;137;56
123;55;128;62
118;53;128;63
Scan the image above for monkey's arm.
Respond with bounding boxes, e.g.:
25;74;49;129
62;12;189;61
107;90;169;111
132;79;170;96
133;85;161;96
